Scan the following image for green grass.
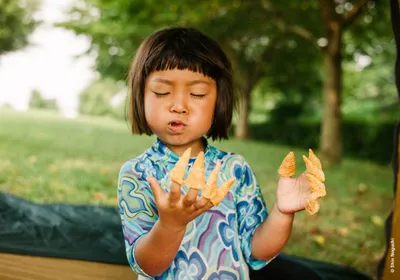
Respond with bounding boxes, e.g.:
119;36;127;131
0;108;394;276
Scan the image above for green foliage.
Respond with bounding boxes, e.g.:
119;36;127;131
0;0;41;55
57;0;182;80
242;118;396;165
343;0;393;60
58;0;327;125
343;39;399;122
28;89;58;111
78;77;127;119
57;0;391;98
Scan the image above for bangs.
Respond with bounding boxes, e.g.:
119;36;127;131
143;35;224;80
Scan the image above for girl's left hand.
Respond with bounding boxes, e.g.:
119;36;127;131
276;174;310;214
275;150;326;215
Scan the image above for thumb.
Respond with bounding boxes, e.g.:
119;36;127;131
147;176;163;203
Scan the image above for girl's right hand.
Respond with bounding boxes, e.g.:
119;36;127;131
147;176;213;232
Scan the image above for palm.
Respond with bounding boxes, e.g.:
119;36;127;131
276;173;310;214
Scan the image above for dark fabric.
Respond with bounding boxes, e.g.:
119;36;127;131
376;0;400;279
251;254;372;280
0;192;373;279
0;192;127;265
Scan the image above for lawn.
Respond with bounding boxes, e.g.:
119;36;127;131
0;108;394;276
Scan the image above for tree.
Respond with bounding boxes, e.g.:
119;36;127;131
0;0;41;56
258;0;391;164
78;77;126;118
187;1;322;139
28;89;58;111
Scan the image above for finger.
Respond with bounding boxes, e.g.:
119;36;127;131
278;151;296;177
194;196;212;210
183;188;198;207
169;180;181;205
147;176;163;203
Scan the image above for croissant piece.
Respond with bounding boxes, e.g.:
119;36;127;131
278;151;296;177
210;177;236;206
305;197;320;215
203;160;221;199
185;151;205;190
169;147;191;184
305;173;327;198
303;155;325;182
308;149;322;169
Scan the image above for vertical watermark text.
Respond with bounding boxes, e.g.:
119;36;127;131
390;238;395;273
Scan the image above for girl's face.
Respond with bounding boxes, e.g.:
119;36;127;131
144;68;217;156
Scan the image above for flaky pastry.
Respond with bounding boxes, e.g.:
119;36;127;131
278;151;296;177
169;148;191;184
185;151;205;190
303;155;325;182
209;177;236;206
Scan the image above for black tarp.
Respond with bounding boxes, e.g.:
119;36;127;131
0;192;373;280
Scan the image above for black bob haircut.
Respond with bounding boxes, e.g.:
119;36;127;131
127;26;237;141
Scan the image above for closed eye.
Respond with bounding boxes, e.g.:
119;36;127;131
152;91;169;98
191;93;206;99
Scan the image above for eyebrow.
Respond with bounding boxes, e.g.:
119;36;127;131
152;78;211;86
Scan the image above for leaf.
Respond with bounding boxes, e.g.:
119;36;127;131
313;235;325;245
94;192;106;200
371;215;383;226
357;183;368;194
28;155;37;164
337;227;349;237
48;164;57;172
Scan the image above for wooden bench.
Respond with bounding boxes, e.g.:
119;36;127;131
0;253;137;280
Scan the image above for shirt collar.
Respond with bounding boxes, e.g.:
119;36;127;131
149;136;212;166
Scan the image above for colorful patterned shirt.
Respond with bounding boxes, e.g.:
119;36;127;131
117;137;276;279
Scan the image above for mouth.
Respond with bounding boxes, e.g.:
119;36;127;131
167;119;187;133
168;120;186;127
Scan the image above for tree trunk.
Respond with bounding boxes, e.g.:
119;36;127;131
320;25;343;165
235;81;252;139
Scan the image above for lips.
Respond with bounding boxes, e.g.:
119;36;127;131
168;119;187;126
167;119;187;133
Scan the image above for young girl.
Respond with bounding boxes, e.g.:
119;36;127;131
117;27;318;279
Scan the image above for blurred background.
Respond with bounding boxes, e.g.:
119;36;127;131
0;0;398;277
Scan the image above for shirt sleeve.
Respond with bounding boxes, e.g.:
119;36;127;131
117;159;158;278
235;157;279;270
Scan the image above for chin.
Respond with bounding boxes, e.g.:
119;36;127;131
159;133;203;147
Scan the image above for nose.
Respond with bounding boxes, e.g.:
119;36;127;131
170;94;188;114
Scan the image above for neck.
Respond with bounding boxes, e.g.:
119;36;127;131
166;138;205;158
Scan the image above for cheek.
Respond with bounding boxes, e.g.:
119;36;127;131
144;96;159;122
194;98;216;122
